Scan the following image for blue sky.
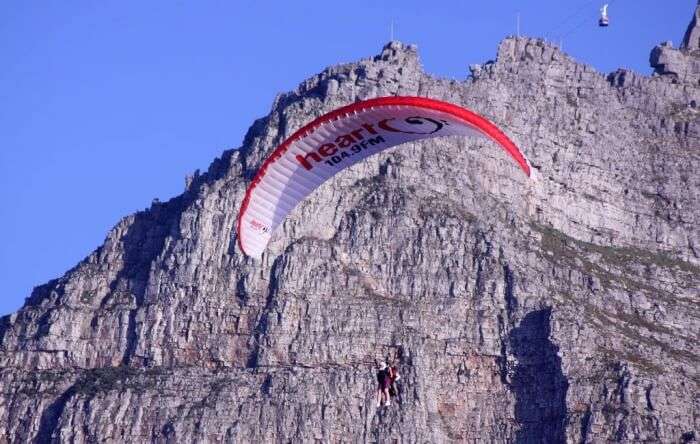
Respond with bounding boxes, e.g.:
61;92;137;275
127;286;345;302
0;0;695;316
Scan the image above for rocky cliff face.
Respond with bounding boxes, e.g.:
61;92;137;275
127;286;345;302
1;6;699;444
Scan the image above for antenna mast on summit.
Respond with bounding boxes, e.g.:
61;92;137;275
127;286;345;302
516;13;520;37
390;20;394;41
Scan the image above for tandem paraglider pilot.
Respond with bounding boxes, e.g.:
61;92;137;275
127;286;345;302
376;361;401;408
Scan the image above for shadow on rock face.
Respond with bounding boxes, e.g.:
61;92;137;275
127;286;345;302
509;308;569;443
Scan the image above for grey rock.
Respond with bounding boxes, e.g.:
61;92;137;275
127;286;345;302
650;42;700;83
652;3;700;84
1;7;700;444
682;2;700;50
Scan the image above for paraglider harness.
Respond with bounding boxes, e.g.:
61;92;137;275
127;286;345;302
377;366;391;391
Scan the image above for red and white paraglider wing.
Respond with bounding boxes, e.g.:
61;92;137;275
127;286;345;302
237;96;532;258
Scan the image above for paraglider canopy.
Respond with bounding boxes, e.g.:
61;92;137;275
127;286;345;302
599;4;609;27
236;96;533;259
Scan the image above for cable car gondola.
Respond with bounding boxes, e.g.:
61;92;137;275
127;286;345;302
599;4;610;27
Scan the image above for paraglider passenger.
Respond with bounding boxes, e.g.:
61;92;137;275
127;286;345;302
376;362;391;407
388;362;401;401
